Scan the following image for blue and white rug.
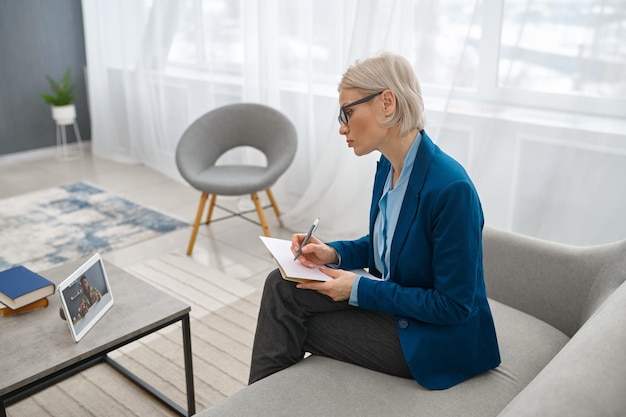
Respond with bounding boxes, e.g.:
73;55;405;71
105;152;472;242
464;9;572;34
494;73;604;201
0;182;189;271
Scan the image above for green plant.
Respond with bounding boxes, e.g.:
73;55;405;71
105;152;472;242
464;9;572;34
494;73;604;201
39;68;78;106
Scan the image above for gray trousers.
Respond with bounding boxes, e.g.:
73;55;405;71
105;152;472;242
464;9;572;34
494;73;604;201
249;269;412;384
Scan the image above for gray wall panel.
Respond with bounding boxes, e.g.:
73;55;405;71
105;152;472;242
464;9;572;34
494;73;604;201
0;0;90;156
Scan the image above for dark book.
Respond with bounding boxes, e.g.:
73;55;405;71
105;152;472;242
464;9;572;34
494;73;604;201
0;266;56;310
1;297;49;316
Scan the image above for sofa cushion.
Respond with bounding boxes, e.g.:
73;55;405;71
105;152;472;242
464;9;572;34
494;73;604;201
497;280;626;417
194;299;569;417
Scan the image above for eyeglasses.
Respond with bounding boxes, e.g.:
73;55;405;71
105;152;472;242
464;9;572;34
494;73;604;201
338;91;383;126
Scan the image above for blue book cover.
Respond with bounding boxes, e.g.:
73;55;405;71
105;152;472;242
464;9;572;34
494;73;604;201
0;265;56;310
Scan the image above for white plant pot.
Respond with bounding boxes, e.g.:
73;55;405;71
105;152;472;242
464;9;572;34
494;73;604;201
51;104;76;126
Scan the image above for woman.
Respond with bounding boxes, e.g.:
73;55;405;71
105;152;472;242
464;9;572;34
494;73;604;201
249;53;500;390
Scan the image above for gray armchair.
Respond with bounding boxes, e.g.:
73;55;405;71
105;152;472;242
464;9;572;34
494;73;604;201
176;103;297;255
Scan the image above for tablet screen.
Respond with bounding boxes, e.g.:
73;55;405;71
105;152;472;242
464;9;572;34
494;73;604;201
58;253;114;342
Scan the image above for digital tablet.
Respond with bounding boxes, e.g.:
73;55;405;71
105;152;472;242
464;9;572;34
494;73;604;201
58;253;114;342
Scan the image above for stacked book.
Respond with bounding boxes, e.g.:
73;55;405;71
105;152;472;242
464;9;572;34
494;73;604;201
0;265;56;317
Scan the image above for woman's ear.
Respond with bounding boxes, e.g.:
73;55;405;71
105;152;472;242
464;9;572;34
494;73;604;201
381;89;396;115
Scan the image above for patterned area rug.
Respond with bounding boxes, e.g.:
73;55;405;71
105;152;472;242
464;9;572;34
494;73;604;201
0;182;189;271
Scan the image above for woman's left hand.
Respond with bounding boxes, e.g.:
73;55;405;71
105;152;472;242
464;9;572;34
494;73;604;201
296;266;357;302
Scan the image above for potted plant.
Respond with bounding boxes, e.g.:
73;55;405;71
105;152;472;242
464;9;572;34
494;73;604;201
40;68;78;126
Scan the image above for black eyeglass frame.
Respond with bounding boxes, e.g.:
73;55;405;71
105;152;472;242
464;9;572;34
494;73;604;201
338;91;384;126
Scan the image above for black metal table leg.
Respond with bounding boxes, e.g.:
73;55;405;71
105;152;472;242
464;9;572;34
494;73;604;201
182;314;196;416
105;313;196;417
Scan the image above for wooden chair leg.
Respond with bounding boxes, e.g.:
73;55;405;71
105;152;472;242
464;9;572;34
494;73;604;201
251;192;271;237
187;192;208;256
265;188;283;226
205;194;217;224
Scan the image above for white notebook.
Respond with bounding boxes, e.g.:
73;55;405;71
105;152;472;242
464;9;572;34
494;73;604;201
259;236;379;283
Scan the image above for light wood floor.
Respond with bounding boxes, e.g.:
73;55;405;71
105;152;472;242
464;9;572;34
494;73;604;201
0;146;294;416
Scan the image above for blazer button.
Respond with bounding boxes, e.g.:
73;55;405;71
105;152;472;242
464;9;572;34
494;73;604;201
397;318;409;329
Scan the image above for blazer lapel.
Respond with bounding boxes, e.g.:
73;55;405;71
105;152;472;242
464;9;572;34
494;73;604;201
367;155;390;272
370;155;390;235
388;131;436;275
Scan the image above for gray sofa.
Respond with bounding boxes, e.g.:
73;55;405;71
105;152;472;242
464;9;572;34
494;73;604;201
196;226;626;417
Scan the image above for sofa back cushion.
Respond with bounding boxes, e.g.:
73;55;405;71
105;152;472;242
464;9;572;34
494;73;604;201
482;226;626;337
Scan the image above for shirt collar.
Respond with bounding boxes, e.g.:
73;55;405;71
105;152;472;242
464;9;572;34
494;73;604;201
386;131;423;190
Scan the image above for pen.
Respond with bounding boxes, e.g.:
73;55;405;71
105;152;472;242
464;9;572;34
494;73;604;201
294;218;320;261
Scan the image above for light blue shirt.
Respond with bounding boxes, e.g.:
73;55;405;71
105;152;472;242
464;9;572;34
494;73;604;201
349;132;422;306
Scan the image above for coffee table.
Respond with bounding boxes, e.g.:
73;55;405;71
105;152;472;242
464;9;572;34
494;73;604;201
0;258;195;417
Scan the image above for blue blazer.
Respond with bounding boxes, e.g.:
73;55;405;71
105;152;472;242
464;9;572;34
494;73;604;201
328;131;500;389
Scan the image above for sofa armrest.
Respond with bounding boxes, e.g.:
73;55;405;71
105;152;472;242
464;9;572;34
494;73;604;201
497;280;626;417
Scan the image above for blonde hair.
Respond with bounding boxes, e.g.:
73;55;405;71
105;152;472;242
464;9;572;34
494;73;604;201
339;53;425;135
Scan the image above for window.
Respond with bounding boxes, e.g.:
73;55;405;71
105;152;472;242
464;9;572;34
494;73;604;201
500;0;626;99
163;0;625;117
168;0;244;75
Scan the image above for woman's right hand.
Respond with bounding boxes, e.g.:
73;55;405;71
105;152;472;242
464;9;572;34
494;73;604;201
291;234;339;268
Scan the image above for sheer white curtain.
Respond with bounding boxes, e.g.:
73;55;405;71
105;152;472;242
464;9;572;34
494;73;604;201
82;0;626;246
